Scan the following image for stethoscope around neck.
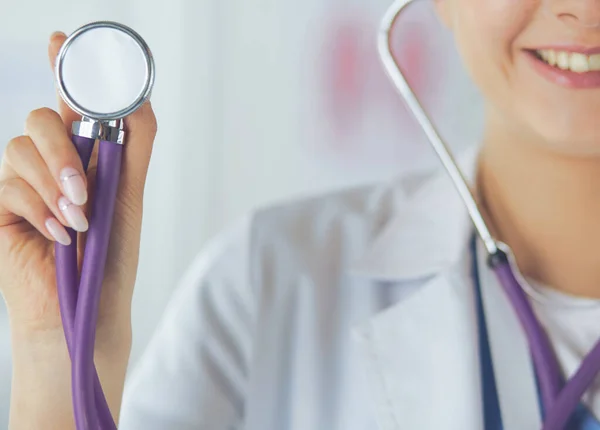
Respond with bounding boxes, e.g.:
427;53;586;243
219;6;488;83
379;0;600;429
53;21;154;430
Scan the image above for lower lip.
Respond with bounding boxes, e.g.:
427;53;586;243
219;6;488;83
524;50;600;89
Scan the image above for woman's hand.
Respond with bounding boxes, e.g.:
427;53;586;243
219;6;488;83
1;32;157;429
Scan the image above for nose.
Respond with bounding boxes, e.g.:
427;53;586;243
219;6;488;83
545;0;600;28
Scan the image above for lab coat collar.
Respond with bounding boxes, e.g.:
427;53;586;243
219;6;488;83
348;144;484;430
350;240;541;430
349;143;541;429
352;263;483;430
350;144;480;281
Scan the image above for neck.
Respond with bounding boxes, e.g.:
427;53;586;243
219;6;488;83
478;116;600;298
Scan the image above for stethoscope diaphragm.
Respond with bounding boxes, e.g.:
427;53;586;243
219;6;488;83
55;21;155;122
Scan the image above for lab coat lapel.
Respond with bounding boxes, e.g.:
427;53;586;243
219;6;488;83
353;267;482;430
349;147;481;430
349;142;543;429
351;244;543;430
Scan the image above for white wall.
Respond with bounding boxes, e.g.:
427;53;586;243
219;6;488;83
0;0;483;426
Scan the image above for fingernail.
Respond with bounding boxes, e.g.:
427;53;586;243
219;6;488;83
45;218;71;246
60;167;87;205
58;196;88;232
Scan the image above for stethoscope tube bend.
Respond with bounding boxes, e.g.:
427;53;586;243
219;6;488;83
56;128;124;430
53;21;154;430
55;135;117;430
378;0;600;429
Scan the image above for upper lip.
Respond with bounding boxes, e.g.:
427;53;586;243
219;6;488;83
528;45;600;55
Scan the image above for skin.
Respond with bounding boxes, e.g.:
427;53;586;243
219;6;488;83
4;1;600;428
435;0;600;298
0;33;157;428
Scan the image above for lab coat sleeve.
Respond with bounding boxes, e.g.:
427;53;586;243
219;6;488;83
119;215;255;430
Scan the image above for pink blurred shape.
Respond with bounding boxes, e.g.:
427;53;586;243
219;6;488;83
320;5;444;158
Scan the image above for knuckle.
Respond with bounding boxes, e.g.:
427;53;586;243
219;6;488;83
4;135;30;163
0;178;19;202
0;178;43;215
25;107;60;131
0;181;8;203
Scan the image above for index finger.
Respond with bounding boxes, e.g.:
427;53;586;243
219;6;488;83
48;31;81;128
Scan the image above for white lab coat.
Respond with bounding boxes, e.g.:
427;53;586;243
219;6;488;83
119;145;542;429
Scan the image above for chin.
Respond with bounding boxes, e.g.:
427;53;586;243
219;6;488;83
522;103;600;157
534;128;600;157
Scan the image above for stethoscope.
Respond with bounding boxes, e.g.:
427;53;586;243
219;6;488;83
53;21;154;430
379;1;600;429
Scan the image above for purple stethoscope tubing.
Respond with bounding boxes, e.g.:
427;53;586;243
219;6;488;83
55;135;123;430
73;138;122;430
487;235;600;430
52;20;153;429
378;0;600;428
491;255;563;407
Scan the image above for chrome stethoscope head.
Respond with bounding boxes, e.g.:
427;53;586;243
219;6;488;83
53;21;156;430
55;21;155;143
377;0;501;258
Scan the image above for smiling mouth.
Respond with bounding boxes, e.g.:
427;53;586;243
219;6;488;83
532;49;600;73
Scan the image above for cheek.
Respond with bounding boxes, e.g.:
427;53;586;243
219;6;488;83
451;0;531;99
449;0;600;153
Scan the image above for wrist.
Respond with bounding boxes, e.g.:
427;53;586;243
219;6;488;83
9;319;132;430
9;308;132;353
10;337;74;430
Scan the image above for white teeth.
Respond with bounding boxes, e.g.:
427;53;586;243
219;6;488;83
570;53;589;72
590;55;600;70
557;51;570;70
537;49;600;72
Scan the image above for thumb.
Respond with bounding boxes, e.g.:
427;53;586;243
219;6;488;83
48;30;157;199
119;100;157;199
48;31;82;128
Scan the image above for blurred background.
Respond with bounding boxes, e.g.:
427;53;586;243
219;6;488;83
0;0;483;425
